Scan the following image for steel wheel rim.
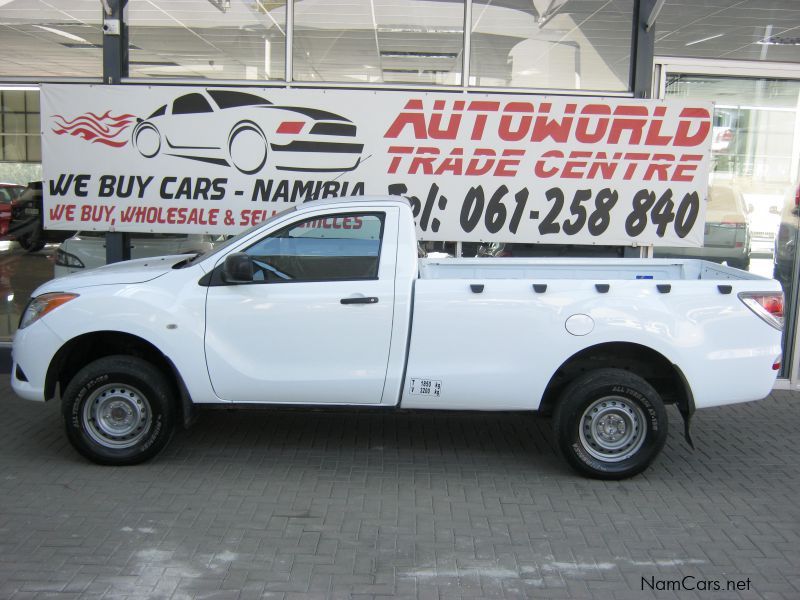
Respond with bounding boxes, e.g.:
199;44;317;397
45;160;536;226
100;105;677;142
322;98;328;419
82;383;152;449
579;395;646;462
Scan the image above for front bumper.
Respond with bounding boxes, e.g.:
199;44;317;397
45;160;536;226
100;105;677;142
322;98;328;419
11;320;64;402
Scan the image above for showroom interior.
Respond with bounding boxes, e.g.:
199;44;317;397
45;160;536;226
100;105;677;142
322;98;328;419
0;0;799;380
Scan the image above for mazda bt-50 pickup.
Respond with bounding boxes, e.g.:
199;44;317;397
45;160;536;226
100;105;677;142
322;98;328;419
11;196;784;479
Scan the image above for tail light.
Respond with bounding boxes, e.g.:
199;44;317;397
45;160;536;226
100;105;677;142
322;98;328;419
739;292;784;330
795;183;800;208
276;121;304;135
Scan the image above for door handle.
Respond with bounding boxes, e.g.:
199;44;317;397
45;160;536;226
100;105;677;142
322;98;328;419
340;296;379;305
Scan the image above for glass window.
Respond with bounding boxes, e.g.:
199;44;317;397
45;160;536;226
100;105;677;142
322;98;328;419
128;0;287;80
293;1;464;85
173;93;213;115
244;213;384;282
208;90;272;109
470;0;634;92
655;73;800;377
0;90;41;163
0;1;103;77
656;1;800;63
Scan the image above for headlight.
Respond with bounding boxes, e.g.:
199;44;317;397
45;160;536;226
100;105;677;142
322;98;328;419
55;249;85;268
19;293;79;330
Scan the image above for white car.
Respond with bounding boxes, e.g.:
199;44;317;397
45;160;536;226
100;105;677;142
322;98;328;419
54;231;221;277
13;197;783;479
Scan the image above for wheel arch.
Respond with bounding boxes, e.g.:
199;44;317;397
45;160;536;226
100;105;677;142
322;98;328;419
45;330;194;428
227;119;267;175
540;342;695;420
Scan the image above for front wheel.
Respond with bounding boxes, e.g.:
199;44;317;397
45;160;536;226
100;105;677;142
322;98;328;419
553;368;668;479
18;233;44;252
228;121;267;174
62;355;176;465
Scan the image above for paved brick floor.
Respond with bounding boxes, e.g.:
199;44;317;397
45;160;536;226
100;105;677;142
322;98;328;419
0;373;798;599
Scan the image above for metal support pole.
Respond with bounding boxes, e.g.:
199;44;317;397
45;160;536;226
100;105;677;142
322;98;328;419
103;0;131;264
630;0;657;98
462;0;472;88
629;0;657;257
286;0;294;82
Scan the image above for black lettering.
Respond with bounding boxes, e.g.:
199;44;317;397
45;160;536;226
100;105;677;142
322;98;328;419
251;179;272;202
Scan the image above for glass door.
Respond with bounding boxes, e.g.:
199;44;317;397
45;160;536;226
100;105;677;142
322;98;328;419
655;60;800;384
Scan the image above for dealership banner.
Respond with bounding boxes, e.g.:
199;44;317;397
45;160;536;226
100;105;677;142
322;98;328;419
41;84;713;246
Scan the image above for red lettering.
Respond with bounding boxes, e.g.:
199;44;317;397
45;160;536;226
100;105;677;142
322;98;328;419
608;105;649;144
531;114;572;143
563;151;592;179
428;113;461;140
643;154;675;181
387;145;413;174
495;149;525;177
575;104;611;144
384;100;428;139
622;153;649;180
673;154;702;181
499;102;533;142
465;149;496;176
467;101;500;140
674;108;712;146
409;147;439;175
586;153;618;179
534;150;562;178
434;148;464;176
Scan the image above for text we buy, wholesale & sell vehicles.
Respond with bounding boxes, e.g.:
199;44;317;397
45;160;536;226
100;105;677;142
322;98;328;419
11;197;784;480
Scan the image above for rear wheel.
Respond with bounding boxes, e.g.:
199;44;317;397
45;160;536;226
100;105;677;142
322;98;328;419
62;355;176;465
553;368;668;479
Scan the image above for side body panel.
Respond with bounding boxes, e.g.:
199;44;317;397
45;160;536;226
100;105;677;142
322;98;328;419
401;279;782;411
13;265;221;404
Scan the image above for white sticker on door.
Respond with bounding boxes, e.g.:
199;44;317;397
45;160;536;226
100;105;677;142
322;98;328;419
409;378;442;397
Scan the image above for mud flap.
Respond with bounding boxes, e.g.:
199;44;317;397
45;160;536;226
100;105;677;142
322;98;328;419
678;404;695;449
674;364;695;450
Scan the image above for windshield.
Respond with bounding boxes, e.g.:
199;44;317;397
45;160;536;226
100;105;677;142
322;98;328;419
176;206;298;268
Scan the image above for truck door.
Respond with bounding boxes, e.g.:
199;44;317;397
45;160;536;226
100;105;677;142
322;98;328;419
204;207;398;404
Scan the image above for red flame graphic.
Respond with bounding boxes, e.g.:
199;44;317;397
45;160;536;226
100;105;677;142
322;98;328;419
51;110;136;147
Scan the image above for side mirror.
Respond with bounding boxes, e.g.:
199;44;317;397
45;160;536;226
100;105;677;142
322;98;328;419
222;252;254;284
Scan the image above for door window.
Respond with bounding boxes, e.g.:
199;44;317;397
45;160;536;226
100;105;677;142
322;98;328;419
243;213;384;282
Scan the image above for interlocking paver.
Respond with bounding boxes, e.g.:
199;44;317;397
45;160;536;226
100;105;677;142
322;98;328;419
0;369;799;599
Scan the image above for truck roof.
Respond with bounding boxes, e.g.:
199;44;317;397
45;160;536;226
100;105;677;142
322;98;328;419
298;195;411;210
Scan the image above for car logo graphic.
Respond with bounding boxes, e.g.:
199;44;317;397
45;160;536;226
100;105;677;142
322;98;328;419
131;89;364;174
52;111;136;147
51;89;365;175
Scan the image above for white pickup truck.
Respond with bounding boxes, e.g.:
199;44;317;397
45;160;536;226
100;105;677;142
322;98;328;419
11;196;784;479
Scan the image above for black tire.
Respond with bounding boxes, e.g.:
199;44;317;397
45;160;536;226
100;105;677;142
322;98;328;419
61;355;176;465
553;368;668;480
18;234;44;252
228;120;267;174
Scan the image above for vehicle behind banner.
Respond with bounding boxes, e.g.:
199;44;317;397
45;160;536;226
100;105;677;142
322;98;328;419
41;84;713;247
